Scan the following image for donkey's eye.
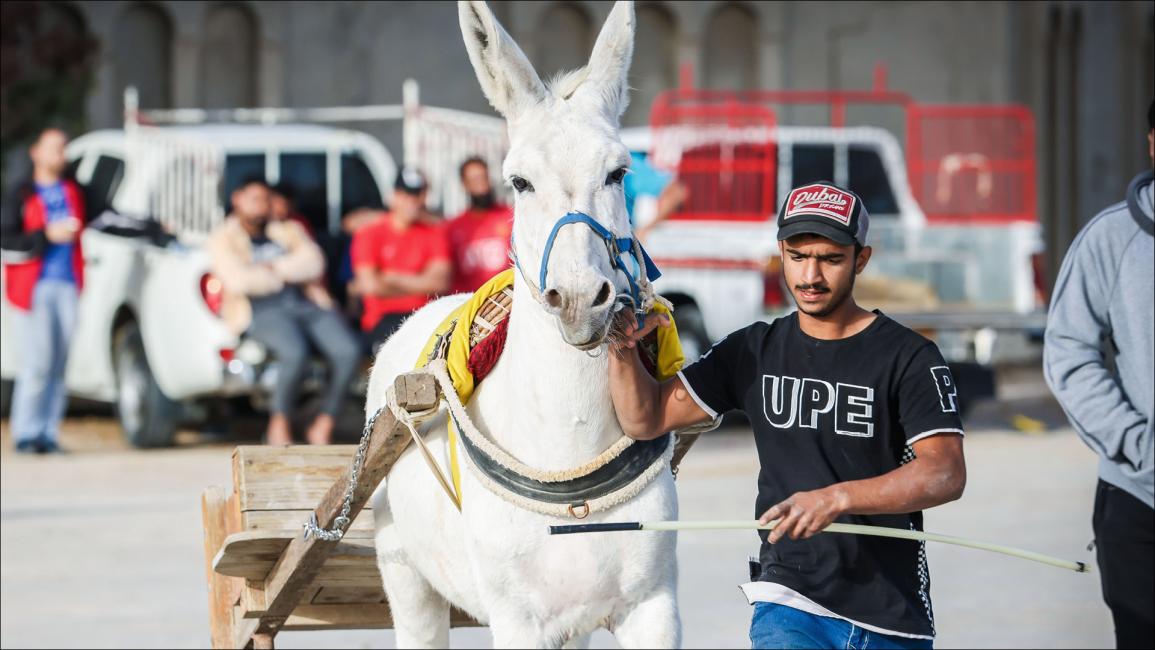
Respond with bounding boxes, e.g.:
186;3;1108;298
510;176;534;193
606;167;628;186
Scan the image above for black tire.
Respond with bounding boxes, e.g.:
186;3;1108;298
673;302;711;364
0;379;12;419
113;321;180;448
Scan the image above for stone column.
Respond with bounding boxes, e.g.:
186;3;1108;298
666;1;705;88
164;0;205;109
753;1;786;91
75;1;121;128
250;1;286;107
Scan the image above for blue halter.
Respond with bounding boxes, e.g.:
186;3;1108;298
513;212;662;328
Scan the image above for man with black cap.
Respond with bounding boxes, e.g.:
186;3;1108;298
1044;102;1153;650
608;181;967;649
351;166;451;352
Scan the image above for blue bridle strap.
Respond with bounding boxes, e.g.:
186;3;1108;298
518;211;661;328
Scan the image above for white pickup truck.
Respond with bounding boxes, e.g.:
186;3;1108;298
0;124;397;446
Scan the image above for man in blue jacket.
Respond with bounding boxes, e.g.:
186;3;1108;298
0;127;87;455
1044;102;1154;650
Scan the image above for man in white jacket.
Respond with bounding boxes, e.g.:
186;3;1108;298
208;176;361;446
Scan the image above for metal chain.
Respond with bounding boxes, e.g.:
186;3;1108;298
302;404;387;542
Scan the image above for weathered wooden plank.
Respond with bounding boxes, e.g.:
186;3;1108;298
215;531;377;581
241;509;375;532
453;608;482;628
310;586;387;605
307;572;385;588
233;446;368;511
238;565;385;618
242;579;266;617
233;607;260;648
300;585;323;606
279;605;482;632
236;543;387;617
203;486;243;649
282;604;392;631
213;530;376;579
255;371;439;630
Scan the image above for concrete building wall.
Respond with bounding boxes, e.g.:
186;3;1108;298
68;0;1153;288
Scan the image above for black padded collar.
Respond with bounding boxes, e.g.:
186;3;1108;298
450;408;671;506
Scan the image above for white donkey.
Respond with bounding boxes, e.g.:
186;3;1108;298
366;1;680;648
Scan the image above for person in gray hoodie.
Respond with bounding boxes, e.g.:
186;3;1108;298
1044;101;1153;650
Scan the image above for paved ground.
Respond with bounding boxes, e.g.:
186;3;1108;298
0;384;1113;649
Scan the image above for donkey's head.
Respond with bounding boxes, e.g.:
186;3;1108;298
460;1;637;349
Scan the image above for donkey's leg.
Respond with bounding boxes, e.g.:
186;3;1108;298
611;588;681;649
378;557;450;649
489;614;559;650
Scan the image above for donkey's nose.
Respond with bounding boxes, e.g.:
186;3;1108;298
541;278;615;317
544;288;565;310
591;280;613;308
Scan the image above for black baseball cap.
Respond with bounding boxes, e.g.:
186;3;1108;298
776;181;870;247
394;166;428;194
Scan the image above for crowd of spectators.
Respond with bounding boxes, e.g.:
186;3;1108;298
204;157;516;444
2;129;686;448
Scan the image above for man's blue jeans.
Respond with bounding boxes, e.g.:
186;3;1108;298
750;602;933;650
11;280;77;445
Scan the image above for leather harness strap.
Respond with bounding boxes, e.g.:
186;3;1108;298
450;404;673;505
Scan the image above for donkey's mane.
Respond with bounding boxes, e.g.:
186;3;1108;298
546;67;591;100
546;67;631;121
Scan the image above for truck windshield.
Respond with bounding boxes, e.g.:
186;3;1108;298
792;144;834;187
341;153;384;216
279;153;328;232
848;145;898;215
89;155;125;216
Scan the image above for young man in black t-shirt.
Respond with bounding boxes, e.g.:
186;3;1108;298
609;182;966;649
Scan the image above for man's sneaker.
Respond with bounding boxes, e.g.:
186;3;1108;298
14;439;39;454
35;437;64;455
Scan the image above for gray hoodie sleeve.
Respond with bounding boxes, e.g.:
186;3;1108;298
1044;213;1149;473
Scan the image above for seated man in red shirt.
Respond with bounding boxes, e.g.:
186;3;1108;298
446;156;513;293
351;167;451;353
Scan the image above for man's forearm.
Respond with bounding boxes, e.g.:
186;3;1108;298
1045;337;1149;469
761;435;965;542
381;268;448;296
608;347;662;439
371;271;425;297
0;217;46;255
834;453;965;516
1043;237;1150;469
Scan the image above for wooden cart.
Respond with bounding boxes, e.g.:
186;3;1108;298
200;372;479;649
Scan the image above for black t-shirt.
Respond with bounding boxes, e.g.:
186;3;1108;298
678;311;964;638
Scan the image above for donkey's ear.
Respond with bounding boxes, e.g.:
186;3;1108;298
459;1;546;119
576;1;635;122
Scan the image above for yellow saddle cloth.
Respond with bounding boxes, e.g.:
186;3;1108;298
416;269;685;508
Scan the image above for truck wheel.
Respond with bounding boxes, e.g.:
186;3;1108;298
0;379;12;419
113;322;180;448
673;303;711;364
